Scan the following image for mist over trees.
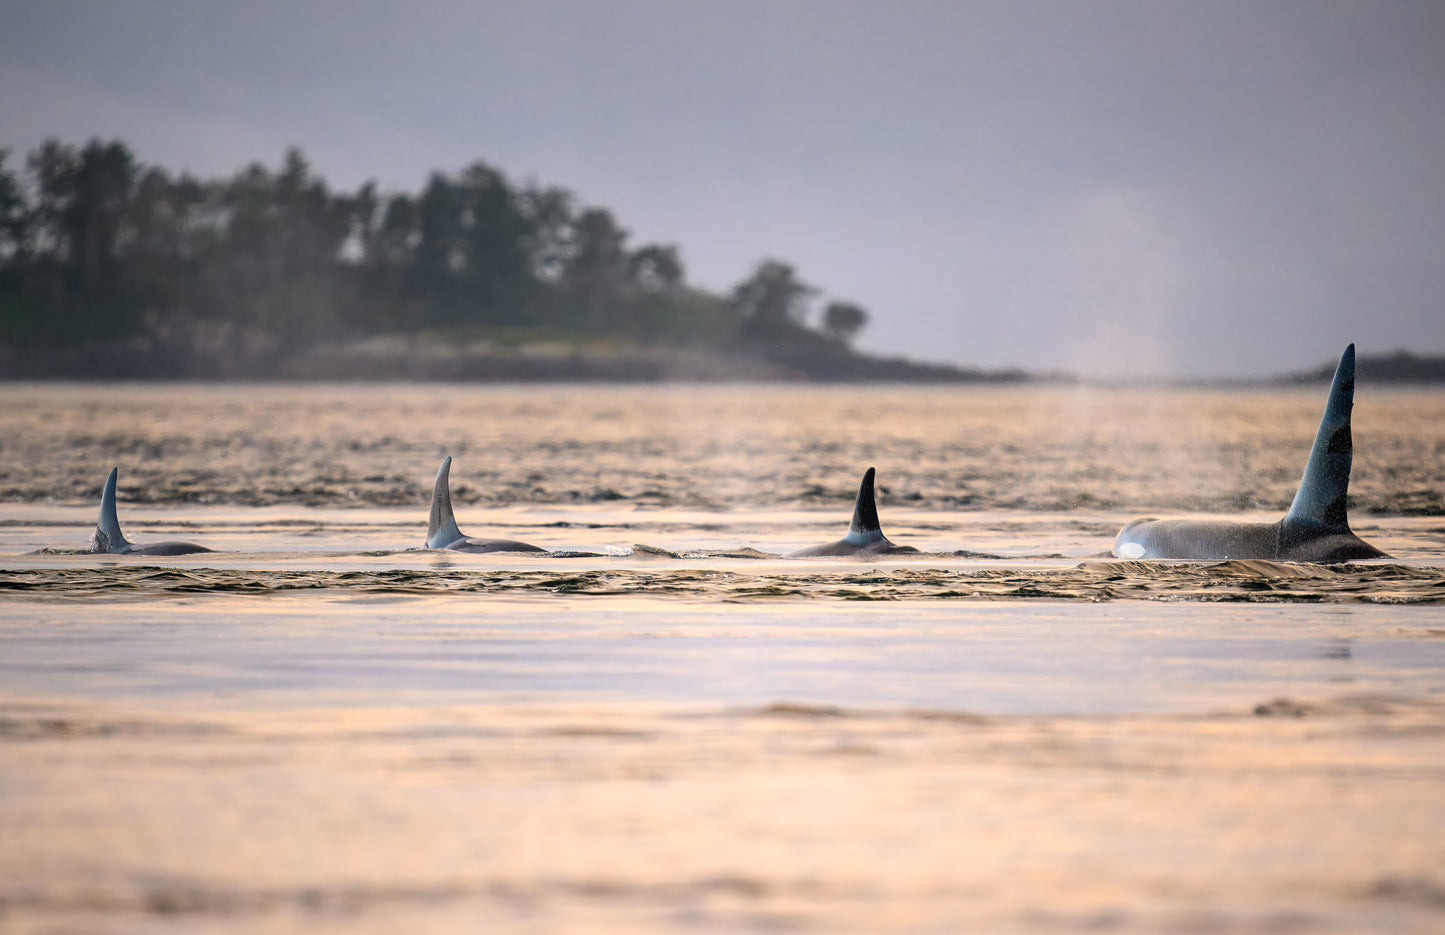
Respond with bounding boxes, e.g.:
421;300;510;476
0;138;886;377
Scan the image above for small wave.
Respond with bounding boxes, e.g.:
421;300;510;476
755;702;849;718
3;563;1442;603
632;543;779;560
0;715;227;740
1202;558;1337;578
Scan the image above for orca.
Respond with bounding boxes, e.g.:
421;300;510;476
1113;344;1387;563
91;467;212;555
426;456;547;553
790;467;919;557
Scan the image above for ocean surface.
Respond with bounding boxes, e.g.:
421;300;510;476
2;382;1444;934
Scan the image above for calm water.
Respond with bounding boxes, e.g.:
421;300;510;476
2;382;1444;934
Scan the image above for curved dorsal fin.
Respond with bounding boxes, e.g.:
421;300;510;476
845;467;886;544
426;456;466;548
1284;344;1356;530
95;467;132;552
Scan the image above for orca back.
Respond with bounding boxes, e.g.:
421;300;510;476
93;467;133;553
128;541;214;556
91;467;210;555
427;456;466;548
1113;344;1387;563
1283;344;1356;531
790;467;917;556
846;467;885;546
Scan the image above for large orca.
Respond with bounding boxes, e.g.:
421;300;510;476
91;467;212;555
1113;344;1387;563
426;456;547;553
790;467;919;557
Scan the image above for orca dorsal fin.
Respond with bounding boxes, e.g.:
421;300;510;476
426;456;466;548
94;467;133;553
1283;344;1356;530
845;467;887;545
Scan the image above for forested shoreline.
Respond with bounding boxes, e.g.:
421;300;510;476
4;139;1440;384
0;138;1018;382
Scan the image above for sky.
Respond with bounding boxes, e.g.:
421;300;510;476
2;0;1442;378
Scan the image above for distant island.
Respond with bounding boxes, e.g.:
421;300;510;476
0;138;1028;383
1281;351;1445;385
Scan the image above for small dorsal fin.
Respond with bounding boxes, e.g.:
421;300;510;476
1283;344;1356;530
426;456;466;548
845;467;886;544
94;467;132;553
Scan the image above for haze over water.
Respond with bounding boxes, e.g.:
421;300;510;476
2;382;1444;933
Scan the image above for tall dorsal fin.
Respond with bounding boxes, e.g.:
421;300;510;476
845;467;886;544
426;456;466;548
1283;344;1356;530
94;467;132;553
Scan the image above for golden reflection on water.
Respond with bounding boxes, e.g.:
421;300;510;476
2;383;1444;933
2;382;1443;514
2;697;1444;933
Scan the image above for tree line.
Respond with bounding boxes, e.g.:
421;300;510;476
0;138;873;368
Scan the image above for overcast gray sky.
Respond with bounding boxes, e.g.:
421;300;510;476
3;0;1442;377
